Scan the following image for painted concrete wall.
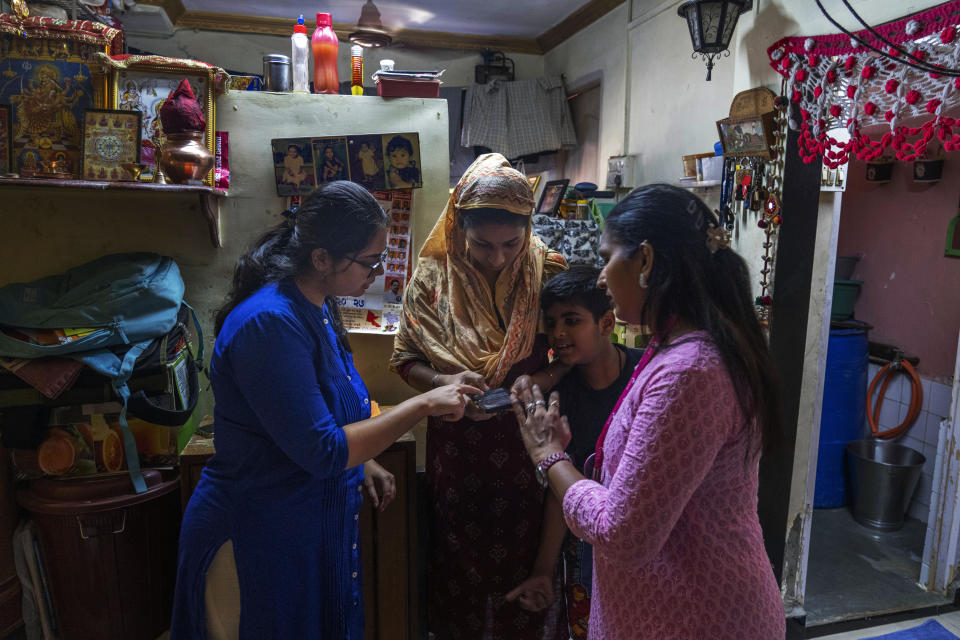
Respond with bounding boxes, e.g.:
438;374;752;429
837;159;960;381
127;30;546;88
0;93;449;461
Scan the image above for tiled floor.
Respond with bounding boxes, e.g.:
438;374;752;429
817;610;960;639
805;508;950;626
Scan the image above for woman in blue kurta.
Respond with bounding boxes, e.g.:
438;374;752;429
171;182;478;639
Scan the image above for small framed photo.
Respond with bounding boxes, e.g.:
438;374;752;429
347;134;386;190
81;109;142;181
313;136;350;185
716;113;775;159
536;179;569;216
382;132;422;189
272;137;316;197
0;105;11;175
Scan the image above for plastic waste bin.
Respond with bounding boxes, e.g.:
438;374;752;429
17;469;180;640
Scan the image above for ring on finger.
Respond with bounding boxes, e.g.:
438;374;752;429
534;400;546;408
549;400;559;408
525;402;537;412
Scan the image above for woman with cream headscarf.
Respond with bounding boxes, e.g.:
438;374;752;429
391;154;567;639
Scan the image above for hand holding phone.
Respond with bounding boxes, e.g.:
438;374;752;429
471;388;514;415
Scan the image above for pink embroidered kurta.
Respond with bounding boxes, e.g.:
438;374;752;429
562;333;785;640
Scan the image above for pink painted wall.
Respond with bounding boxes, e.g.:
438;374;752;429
837;158;960;379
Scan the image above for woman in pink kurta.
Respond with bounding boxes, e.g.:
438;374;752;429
512;184;786;639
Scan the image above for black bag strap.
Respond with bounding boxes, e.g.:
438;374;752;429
126;302;203;427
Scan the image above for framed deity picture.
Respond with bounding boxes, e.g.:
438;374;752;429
536;179;569;216
110;61;217;185
0;15;121;178
0;105;11;175
81;109;142;181
716;113;776;159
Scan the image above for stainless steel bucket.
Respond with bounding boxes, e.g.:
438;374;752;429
846;439;925;532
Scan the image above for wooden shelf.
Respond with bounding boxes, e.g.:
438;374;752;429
0;177;228;248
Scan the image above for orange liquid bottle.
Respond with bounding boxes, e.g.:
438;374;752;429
311;12;339;94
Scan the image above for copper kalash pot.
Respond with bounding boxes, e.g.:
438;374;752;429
160;132;214;184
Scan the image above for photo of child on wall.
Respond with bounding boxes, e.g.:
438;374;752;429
312;137;349;185
271;138;316;196
383;132;422;189
348;134;385;190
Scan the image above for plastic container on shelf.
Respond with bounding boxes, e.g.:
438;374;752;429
311;12;339;94
17;469;181;640
376;77;440;98
831;279;863;320
291;15;310;93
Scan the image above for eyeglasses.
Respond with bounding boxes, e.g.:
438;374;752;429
346;249;388;278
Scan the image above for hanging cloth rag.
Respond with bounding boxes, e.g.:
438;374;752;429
461;75;578;159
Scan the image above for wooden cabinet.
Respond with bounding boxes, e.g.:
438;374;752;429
179;432;418;640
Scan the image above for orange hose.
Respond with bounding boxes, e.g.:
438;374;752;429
866;359;924;439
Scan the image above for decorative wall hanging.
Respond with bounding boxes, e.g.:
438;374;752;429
767;1;960;168
81;108;141;181
0;15;121;178
271;132;421;197
715;86;787;327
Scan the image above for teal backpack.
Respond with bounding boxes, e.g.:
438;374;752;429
0;253;201;493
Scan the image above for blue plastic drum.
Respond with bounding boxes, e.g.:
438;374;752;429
814;325;869;508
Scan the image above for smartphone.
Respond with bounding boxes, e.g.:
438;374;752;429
471;388;514;415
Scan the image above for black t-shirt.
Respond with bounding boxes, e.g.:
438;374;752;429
556;344;644;470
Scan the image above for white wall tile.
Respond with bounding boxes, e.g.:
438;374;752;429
915;472;933;507
900;402;924;438
925;412;946;446
902;435;924;456
929;380;954;420
879;399;902;429
923;441;937;476
922;378;933;412
910;499;929;523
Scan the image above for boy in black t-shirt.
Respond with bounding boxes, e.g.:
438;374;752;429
506;266;642;639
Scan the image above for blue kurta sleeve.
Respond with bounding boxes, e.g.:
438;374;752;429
225;310;349;478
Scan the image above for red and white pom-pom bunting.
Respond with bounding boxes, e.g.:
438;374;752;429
767;1;960;167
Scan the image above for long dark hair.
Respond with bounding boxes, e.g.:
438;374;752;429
604;184;782;453
214;181;388;351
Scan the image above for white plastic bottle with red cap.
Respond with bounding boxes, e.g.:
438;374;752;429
291;14;310;93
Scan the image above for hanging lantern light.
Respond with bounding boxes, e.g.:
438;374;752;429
677;0;752;81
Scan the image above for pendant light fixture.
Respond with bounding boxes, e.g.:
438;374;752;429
677;0;752;81
348;0;392;48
